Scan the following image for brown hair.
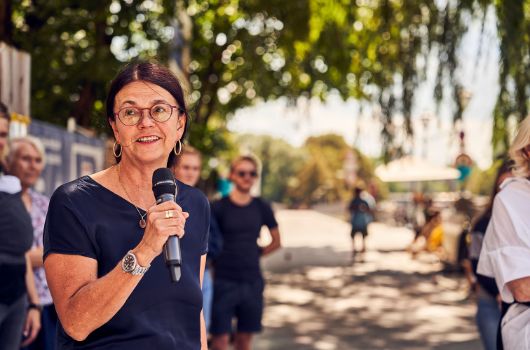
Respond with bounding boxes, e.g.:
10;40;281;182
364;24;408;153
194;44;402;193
0;102;10;121
106;61;189;166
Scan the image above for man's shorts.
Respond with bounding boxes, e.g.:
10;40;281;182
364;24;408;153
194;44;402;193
351;226;368;238
210;278;264;335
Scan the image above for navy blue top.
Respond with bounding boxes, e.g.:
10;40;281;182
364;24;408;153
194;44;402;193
43;176;209;350
211;197;277;282
206;213;223;263
0;191;33;305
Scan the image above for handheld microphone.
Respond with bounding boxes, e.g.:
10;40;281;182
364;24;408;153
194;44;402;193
152;168;182;282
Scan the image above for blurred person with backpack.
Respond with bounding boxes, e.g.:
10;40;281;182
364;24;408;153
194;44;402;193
348;185;374;260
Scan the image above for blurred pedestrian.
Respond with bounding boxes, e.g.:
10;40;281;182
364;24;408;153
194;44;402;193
171;145;223;334
210;155;281;350
7;136;57;350
478;115;530;350
467;159;513;350
43;62;209;349
0;103;41;349
0;102;19;190
348;185;373;260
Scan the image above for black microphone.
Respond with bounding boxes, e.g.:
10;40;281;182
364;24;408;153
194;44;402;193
152;168;182;282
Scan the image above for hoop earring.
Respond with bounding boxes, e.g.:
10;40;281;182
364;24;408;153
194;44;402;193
174;140;182;156
113;141;122;158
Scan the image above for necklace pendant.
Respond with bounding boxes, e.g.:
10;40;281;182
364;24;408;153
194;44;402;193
139;219;147;229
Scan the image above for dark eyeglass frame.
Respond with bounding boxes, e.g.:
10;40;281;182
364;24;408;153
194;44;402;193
114;103;185;126
236;170;258;178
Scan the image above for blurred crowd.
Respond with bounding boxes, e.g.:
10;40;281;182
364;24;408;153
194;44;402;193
353;115;530;350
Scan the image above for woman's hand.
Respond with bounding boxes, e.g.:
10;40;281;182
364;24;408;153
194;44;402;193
135;201;189;265
20;308;41;346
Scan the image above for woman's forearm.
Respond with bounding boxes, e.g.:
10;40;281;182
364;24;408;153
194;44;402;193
25;254;40;304
507;277;530;302
53;262;142;341
46;246;154;341
28;247;44;268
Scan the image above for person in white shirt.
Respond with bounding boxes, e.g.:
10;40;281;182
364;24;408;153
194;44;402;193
478;115;530;350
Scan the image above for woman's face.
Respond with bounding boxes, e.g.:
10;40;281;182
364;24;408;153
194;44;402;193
0;118;8;157
9;142;44;189
110;81;186;166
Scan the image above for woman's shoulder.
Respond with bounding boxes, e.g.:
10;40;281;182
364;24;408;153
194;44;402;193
50;176;98;204
497;177;530;203
494;177;530;224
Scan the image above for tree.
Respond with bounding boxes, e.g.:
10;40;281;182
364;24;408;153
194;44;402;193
288;134;350;206
7;0;176;129
3;0;529;160
236;134;304;203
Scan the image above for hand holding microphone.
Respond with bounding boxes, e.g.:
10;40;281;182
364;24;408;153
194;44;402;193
152;168;185;282
134;169;188;282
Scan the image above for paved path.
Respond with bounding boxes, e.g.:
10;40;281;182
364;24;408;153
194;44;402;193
254;210;481;350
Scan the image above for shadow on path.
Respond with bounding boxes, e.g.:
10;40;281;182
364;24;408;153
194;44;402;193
254;211;480;350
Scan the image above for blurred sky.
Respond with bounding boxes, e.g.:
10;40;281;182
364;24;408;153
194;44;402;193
229;9;502;169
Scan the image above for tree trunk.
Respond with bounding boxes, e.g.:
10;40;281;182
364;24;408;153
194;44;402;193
0;0;13;45
71;81;95;127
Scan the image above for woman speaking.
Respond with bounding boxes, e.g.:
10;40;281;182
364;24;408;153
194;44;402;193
44;62;209;349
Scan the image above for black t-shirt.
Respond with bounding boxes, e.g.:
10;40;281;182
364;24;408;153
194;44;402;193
211;197;278;282
0;191;33;257
43;176;209;350
0;191;33;305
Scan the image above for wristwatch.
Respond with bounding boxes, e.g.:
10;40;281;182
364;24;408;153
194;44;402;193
121;251;150;276
28;302;43;312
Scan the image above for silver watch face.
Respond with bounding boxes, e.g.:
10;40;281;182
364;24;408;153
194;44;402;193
122;253;136;272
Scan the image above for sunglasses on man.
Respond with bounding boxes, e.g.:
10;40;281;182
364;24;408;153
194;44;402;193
236;170;258;178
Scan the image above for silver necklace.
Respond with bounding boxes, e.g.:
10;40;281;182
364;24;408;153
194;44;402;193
117;165;149;229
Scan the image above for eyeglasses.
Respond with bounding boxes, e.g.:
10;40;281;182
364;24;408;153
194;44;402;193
236;170;258;178
115;103;184;126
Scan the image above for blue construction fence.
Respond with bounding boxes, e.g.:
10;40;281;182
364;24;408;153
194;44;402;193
28;120;106;197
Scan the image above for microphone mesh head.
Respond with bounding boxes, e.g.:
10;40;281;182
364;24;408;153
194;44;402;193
152;168;177;198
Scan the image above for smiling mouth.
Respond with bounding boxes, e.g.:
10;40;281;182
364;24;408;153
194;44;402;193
136;136;161;143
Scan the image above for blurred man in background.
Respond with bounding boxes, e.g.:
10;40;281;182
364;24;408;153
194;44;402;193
210;155;281;350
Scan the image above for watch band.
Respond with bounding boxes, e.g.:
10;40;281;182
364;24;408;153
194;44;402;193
131;265;150;276
121;251;150;276
28;303;43;312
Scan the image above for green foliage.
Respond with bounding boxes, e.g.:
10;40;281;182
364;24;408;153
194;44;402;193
2;0;529;161
236;134;304;203
8;0;176;130
465;158;507;195
491;0;530;153
289;134;350;205
235;133;382;206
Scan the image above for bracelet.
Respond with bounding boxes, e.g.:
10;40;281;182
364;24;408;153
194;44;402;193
28;303;43;312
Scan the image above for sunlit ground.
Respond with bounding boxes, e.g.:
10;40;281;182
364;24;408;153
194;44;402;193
254;211;480;350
